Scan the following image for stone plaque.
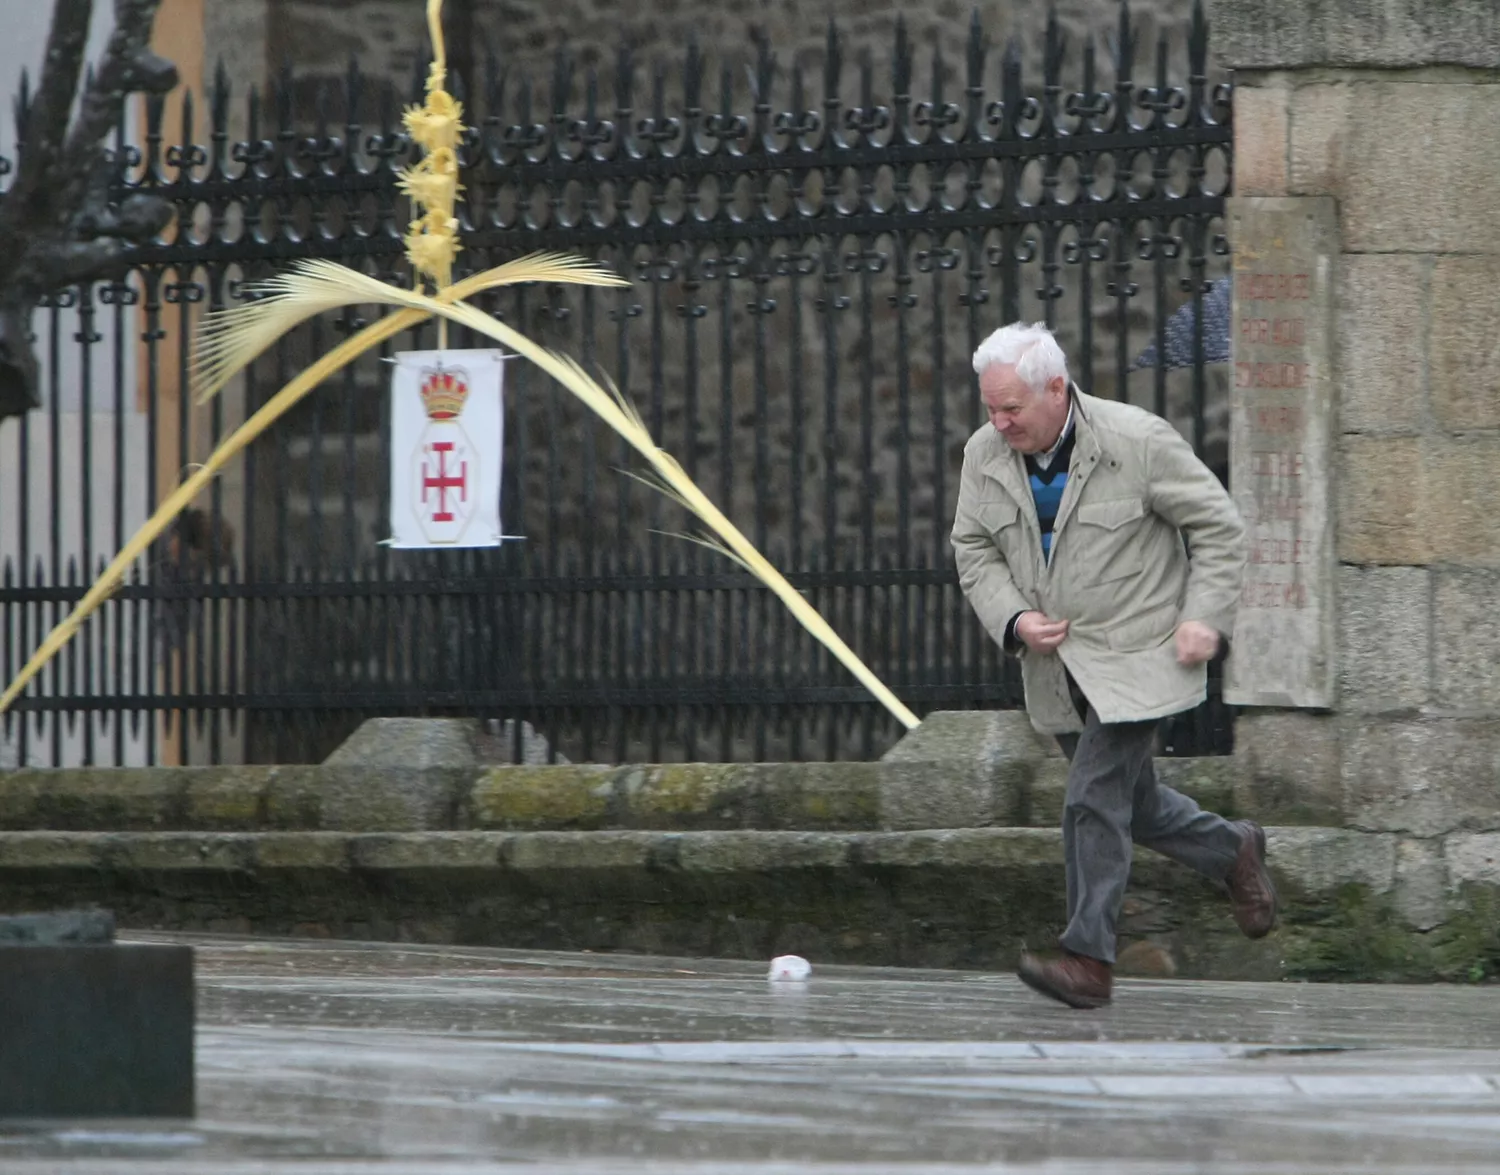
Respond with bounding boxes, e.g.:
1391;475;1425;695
1224;197;1338;708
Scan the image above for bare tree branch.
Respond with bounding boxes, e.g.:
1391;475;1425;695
4;0;93;223
0;0;177;421
60;0;176;201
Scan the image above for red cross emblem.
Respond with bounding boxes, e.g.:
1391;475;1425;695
413;427;476;542
421;440;467;522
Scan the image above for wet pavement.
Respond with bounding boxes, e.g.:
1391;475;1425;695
2;934;1500;1172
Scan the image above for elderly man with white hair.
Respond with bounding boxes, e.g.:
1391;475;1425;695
951;321;1277;1009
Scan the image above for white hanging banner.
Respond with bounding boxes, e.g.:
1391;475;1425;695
388;349;505;549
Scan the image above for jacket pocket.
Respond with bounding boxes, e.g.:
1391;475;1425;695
976;499;1020;538
974;499;1034;594
1077;496;1146;530
1075;497;1146;584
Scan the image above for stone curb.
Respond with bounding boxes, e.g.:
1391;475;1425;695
0;756;1279;834
0;826;1488;982
0;826;1391;894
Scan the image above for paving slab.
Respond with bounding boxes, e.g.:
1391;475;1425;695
0;934;1498;1172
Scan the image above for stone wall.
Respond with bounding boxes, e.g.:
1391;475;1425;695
1213;0;1500;933
234;0;1210;99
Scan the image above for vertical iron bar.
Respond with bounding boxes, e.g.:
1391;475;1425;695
575;281;596;760
110;275;130;764
928;243;951;697
1151;33;1172;423
750;249;772;759
1077;36;1100;398
1111;1;1139;408
47;294;63;764
679;253;703;759
818;248;843;754
856;241;876;757
272;328;290;762
205;269;226;764
16;372;29;766
76;283;97;763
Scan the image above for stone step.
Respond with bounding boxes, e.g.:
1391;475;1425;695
0;826;1491;983
7;714;1333;837
0;756;1269;834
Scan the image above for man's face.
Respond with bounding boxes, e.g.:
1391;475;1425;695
979;365;1070;454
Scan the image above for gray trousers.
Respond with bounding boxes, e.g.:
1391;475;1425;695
1054;705;1243;964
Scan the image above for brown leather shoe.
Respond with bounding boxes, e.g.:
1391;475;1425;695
1226;820;1278;938
1017;949;1112;1009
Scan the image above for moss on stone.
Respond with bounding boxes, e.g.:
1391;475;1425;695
184;790;262;829
775;764;880;830
184;768;273;830
352;832;508;870
470;766;613;830
1425;885;1500;983
503;830;657;871
0;831;108;869
264;767;326;830
253;833;352;871
674;830;852;872
27;769;188;831
0;773;45;830
1280;881;1500;983
629;765;741;821
115;833;253;872
856;827;1062;870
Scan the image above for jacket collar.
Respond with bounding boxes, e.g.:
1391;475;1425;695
979;384;1103;489
1068;386;1104;469
977;385;1111;562
1051;387;1105;541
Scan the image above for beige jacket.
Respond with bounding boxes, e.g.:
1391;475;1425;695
951;390;1246;734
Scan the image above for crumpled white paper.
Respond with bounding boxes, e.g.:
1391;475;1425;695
767;954;812;981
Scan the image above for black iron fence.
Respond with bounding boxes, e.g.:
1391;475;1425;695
0;1;1234;767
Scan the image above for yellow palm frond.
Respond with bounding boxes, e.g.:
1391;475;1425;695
191;281;361;405
192;253;628;404
453;252;632;296
648;528;757;577
597;368;650;438
617;467;695;517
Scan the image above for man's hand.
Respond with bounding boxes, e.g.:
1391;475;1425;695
1015;611;1069;654
1174;620;1221;666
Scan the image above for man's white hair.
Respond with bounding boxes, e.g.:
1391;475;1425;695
971;322;1069;394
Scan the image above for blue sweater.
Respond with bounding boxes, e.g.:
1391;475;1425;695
1026;425;1076;562
1002;423;1077;654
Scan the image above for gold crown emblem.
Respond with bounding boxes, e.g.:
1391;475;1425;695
420;366;469;420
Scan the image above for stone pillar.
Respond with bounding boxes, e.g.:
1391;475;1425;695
1214;0;1500;844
